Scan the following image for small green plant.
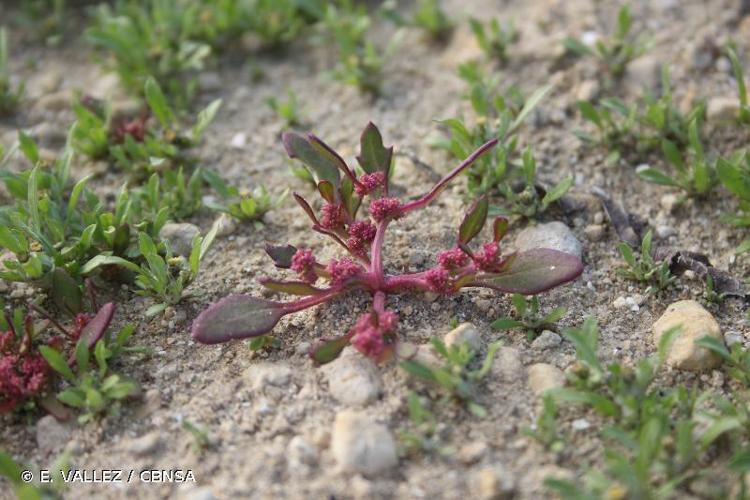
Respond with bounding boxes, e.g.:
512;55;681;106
490;147;573;219
412;0;453;42
696;336;750;386
82;225;218;316
617;230;676;294
0;448;69;499
0;27;24;116
637;120;717;198
265;90;303;128
492;293;567;341
702;274;727;305
725;45;750;125
525;395;565;452
398;392;453;457
203;170;287;225
717;149;750;253
317;0;396;94
563;6;652;80
40;328;139;424
400;338;501;417
469;17;518;65
182;419;211;455
248;334;281;352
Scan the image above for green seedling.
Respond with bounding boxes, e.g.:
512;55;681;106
696;336;750;386
525;395;565;452
726;45;750;125
182;420;211;455
244;0;308;49
412;0;453;42
316;0;396;94
702;274;727;305
563;6;652;80
248;334;281;352
0;27;24;116
14;0;67;45
82;225;218;316
637;120;717;198
40;330;139;424
492;293;567;341
400;338;501;417
265;90;303;128
398;392;453;457
203;170;287;224
489;146;573;219
617;230;676;294
717;149;750;253
469;17;518;65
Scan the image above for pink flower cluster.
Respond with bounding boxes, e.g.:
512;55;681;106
369;197;402;222
326;258;362;285
0;330;49;414
320;203;346;230
438;247;469;269
291;248;318;283
355;172;386;196
349;309;399;359
473;242;502;271
346;220;376;254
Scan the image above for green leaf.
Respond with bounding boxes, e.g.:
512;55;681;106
39;346;75;382
541;176;573;207
357;122;393;175
694;336;732;362
458;197;488;244
144;77;174;129
577;100;602;127
0;451;23;484
661;139;684;170
310;335;351;364
510;84;552;133
260;279;324;296
282;132;342;186
192;99;222;142
18;131;39;164
75;338;90;374
81;254;141;275
57;388;85;408
478;249;583;294
562;37;594;57
717;156;750;201
637;166;679;187
400;360;437;382
27;166;41;233
67;174;92;224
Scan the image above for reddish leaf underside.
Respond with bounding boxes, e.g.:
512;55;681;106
264;243;297;268
477;248;584;294
79;302;115;349
192;295;284;344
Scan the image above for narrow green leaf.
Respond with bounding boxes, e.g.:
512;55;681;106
458;197;488;244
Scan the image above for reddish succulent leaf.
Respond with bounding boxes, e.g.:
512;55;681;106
192;295;285;344
283;132;341;186
357;122;393;178
265;244;297;269
317;180;336;203
477;249;583;294
310;335;351;365
293;192;319;224
459;197;488;244
260;279;324;296
79;302;115;349
493;217;509;242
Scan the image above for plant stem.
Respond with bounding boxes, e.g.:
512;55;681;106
280;286;350;314
370;219;389;286
400;138;497;214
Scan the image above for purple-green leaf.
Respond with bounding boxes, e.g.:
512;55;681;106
192;295;285;344
265;243;297;269
293;192;319;224
493;217;509;242
476;249;583;294
283;132;342;186
310;335;351;365
356;122;393;177
79;302;115;349
459;197;489;244
317;180;336;203
260;279;324;296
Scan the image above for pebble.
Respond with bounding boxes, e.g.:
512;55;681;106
527;363;564;395
36;415;74;453
159;223;201;257
124;431;162;456
331;410;397;477
575;79;599;102
33;90;72;112
287;435;318;467
571;418;591;431
725;331;744;347
613;296;639;312
653;300;723;371
444;322;482;352
514;221;582;258
244;362;292;390
214;213;238;237
656;225;677;238
471;464;515;500
583;224;605;241
531;330;562;350
660;194;679;213
625;55;661;93
706;96;740;122
457;441;488;464
322;347;382;406
230;132;248;149
492;347;524;383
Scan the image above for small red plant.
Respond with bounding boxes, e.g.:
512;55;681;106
0;301;116;416
191;123;583;362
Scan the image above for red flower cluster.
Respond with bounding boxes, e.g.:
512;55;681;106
291;248;317;283
355;172;386;196
0;330;49;414
327;258;362;285
368;197;402;222
349;309;398;359
346;220;377;255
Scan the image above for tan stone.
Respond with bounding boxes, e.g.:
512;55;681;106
653;300;722;371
